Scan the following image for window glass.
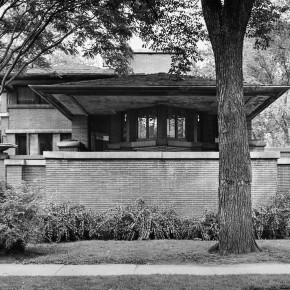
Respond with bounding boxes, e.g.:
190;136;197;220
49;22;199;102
121;112;128;142
17;86;48;104
39;134;53;154
167;108;175;138
177;111;186;138
138;111;147;139
60;133;72;141
148;110;157;138
167;108;186;139
16;134;27;155
17;87;35;104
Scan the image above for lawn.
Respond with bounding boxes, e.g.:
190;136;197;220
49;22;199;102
1;240;290;265
1;275;290;290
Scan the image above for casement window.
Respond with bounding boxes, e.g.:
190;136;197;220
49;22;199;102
167;108;186;139
17;86;48;104
137;108;157;139
15;134;27;155
121;112;128;142
39;133;53;155
60;133;72;141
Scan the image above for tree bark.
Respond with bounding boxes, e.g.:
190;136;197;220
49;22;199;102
201;0;260;254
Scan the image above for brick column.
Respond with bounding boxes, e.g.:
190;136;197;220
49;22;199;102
5;159;24;186
72;116;89;150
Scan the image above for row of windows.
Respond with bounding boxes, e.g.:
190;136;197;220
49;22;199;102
16;133;71;155
122;107;192;141
15;86;48;105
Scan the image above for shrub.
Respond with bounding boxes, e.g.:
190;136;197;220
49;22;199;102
96;199;181;240
253;190;290;239
0;182;42;252
39;203;99;243
177;211;219;241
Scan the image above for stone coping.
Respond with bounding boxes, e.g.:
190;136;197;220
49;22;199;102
43;151;280;160
5;159;46;166
278;158;290;165
265;147;290;152
6;129;72;134
10;155;45;160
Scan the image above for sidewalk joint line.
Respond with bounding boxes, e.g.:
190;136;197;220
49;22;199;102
53;264;65;276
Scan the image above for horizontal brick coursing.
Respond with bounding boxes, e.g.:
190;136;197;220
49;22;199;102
6;166;22;186
252;159;277;206
8;108;71;130
0;160;5;181
23;166;46;188
278;165;290;192
45;158;278;216
46;159;218;216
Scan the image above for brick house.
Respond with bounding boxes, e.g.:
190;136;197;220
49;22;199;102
1;53;290;215
0;64;115;156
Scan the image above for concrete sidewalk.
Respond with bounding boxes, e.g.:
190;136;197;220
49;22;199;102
0;263;290;276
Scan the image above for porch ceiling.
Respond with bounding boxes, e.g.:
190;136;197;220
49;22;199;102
29;74;290;120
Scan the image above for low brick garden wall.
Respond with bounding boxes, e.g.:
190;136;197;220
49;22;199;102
0;151;281;216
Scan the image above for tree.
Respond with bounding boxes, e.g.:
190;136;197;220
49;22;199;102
244;20;290;147
0;0;148;93
200;0;259;254
139;0;286;254
1;0;286;255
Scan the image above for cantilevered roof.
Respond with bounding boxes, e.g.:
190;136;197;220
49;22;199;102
3;64;116;87
30;74;290;120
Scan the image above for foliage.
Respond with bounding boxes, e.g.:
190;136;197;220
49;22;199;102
244;20;290;147
39;202;99;243
0;0;162;92
39;198;219;243
0;183;42;252
253;191;290;239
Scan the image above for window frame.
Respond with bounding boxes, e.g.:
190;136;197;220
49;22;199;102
166;108;186;139
137;107;157;140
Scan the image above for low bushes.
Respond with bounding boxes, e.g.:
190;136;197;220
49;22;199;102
253;190;290;239
39;198;219;242
2;182;290;251
0;183;41;252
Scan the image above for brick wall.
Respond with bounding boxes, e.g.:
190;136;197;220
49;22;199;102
252;159;278;204
44;152;279;216
278;165;290;191
6;165;23;186
8;108;71;130
131;54;172;74
266;148;290;192
5;158;46;188
23;166;46;187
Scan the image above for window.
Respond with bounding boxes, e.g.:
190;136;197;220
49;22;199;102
138;108;157;139
17;86;48;104
167;108;186;138
39;134;52;154
16;134;27;155
121;112;128;142
60;133;72;141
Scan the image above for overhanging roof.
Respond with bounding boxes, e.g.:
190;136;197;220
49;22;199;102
30;74;290;120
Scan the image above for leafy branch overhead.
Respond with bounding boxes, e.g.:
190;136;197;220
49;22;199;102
0;0;153;92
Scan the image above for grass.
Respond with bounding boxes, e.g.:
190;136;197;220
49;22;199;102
1;275;290;289
1;240;290;265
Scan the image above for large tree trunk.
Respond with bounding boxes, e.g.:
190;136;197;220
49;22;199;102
201;0;260;254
